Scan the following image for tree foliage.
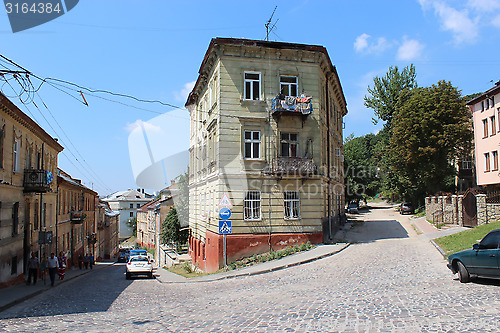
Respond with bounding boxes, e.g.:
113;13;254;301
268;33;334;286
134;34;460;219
364;64;417;128
160;207;188;245
127;217;137;237
388;80;473;204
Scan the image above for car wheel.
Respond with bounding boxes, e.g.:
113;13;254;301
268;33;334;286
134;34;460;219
149;272;154;279
126;272;131;280
457;261;470;283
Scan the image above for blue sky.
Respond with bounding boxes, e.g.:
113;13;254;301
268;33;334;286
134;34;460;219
1;0;500;196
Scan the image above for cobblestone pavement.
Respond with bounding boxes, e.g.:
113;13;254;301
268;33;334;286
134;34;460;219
1;202;499;332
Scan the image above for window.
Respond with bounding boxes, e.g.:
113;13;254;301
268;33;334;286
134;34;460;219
486;98;490;109
491;116;496;135
13;139;20;173
281;133;298;157
280;75;298;97
130;203;133;209
493;151;499;171
137;204;141;208
130;212;134;218
481;101;485;111
244;131;260;159
483;119;489;138
12;202;19;236
491;96;495;108
485;153;491;172
244;72;260;100
244;191;261;220
0;125;4;168
479;231;500;249
284;191;300;219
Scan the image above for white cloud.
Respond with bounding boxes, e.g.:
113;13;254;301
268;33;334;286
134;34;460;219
434;2;478;44
397;37;425;60
174;81;196;103
354;33;391;54
492;13;500;26
354;33;370;52
124;119;162;133
467;0;500;11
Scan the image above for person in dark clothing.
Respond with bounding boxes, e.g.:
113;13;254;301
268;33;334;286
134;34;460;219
78;254;83;270
83;254;89;269
26;253;39;285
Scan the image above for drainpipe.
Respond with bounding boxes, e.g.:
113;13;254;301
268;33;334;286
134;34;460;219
325;75;332;242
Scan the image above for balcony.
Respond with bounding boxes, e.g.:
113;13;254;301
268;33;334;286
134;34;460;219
265;157;317;176
23;169;51;193
70;211;85;224
271;94;312;119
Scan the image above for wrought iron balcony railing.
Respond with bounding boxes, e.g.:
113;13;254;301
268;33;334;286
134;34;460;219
265;157;317;176
23;169;51;193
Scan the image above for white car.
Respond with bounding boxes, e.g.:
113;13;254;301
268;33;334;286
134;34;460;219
126;255;153;279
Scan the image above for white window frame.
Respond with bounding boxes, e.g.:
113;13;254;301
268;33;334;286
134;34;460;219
244;72;261;101
244;130;260;159
13;138;20;173
485;152;491;172
284;191;300;220
281;133;298;157
279;75;298;97
244;191;261;221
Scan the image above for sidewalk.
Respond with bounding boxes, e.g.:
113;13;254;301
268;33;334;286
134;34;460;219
411;216;467;240
0;260;115;312
155;243;349;284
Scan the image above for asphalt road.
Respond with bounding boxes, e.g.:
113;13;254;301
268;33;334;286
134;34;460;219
0;202;499;332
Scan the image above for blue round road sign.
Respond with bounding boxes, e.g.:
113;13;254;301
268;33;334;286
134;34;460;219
219;207;231;220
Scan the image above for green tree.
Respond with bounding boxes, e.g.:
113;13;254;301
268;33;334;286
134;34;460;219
364;64;417;128
160;207;188;247
389;80;473;205
127;217;137;237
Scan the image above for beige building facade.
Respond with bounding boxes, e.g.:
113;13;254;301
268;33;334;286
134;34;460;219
0;93;63;287
186;38;347;272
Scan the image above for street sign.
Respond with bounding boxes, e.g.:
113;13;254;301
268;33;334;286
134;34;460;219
219;220;232;234
219;207;231;220
218;193;233;207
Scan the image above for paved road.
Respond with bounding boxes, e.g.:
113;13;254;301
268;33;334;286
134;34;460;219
1;202;499;332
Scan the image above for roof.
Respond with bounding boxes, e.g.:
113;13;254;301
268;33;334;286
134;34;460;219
466;80;500;105
0;92;64;152
103;189;153;202
185;37;347;111
57;168;97;195
137;198;161;212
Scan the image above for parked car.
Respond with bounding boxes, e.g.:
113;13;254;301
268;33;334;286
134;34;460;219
447;229;500;283
399;202;415;214
126;255;154;279
117;249;130;263
347;202;359;214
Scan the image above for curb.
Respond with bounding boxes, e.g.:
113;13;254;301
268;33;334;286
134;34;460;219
157;243;350;284
430;239;448;259
0;262;115;313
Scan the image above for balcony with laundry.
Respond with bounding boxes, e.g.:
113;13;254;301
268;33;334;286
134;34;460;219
271;93;313;118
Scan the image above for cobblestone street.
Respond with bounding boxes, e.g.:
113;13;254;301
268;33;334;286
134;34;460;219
1;202;499;332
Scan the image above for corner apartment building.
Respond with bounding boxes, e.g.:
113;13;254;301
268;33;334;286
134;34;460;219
467;81;500;191
186;38;347;272
57;168;98;267
0;92;63;287
102;189;153;241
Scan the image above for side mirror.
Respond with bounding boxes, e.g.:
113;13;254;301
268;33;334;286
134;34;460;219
473;243;479;250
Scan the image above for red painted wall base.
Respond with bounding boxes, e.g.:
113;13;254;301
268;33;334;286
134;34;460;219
189;231;322;273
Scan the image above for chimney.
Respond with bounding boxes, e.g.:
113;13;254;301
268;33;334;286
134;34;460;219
142;189;144;194
496;80;500;86
171;179;176;185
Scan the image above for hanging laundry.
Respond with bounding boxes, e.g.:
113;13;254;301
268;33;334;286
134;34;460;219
285;96;296;106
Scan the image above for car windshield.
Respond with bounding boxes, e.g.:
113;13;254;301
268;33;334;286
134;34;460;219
130;257;148;262
130;250;147;256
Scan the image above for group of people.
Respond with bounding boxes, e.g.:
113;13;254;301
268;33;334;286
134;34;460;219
26;251;95;287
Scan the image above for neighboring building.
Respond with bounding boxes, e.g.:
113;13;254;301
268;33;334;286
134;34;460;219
57;168;98;267
186;38;347;272
467;81;500;191
136;198;160;249
102;189;153;241
96;200;119;260
0;92;63;287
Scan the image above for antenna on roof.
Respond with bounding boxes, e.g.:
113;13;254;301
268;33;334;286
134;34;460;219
265;6;279;41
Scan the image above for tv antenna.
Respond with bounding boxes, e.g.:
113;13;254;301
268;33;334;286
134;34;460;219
265;6;279;41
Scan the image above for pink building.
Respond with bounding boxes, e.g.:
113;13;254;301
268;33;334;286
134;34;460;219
468;81;500;189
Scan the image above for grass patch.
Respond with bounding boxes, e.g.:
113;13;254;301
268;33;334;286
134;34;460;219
227;242;315;271
434;220;500;256
414;207;426;218
166;261;207;278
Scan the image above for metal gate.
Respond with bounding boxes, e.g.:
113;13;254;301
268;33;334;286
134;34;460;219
462;189;477;227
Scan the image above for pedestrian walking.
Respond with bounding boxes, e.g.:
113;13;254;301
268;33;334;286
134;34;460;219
26;252;39;285
83;254;89;269
47;253;58;287
58;251;67;280
78;254;83;270
89;253;94;269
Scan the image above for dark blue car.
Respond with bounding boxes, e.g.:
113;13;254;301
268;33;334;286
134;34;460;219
447;229;500;283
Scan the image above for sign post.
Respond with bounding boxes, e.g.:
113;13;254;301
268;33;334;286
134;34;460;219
218;219;232;269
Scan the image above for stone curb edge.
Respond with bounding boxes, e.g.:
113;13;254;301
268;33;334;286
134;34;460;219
430;239;448;258
0;262;115;313
157;243;351;284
